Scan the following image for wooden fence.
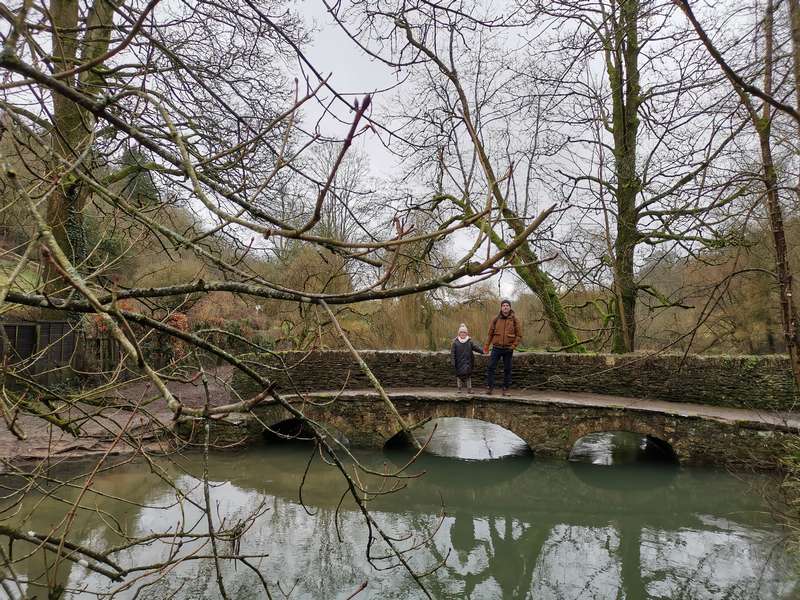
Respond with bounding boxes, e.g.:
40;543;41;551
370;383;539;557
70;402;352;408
0;320;124;385
77;335;126;375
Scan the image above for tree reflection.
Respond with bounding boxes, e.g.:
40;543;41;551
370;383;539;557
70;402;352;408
433;512;794;599
1;449;796;599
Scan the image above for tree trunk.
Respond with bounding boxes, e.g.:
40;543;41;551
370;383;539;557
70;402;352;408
607;0;642;353
788;0;800;201
46;0;114;283
789;0;800;115
757;0;800;387
420;296;436;351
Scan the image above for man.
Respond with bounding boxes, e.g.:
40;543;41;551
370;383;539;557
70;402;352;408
483;299;522;396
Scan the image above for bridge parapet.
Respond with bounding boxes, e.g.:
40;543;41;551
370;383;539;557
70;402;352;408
234;351;797;411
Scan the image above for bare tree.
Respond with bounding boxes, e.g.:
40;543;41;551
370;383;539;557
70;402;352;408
676;0;800;385
517;0;751;352
323;1;589;350
0;0;555;596
329;0;753;353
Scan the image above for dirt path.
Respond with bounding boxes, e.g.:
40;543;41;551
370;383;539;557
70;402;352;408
0;367;236;465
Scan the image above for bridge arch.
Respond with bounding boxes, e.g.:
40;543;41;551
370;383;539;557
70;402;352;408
263;418;315;442
381;403;538;455
567;414;672;447
252;398;682;461
384;415;533;459
568;416;679;464
225;390;793;469
254;407;352;447
570;431;679;464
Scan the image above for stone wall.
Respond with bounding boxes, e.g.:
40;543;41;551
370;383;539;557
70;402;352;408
233;351;797;411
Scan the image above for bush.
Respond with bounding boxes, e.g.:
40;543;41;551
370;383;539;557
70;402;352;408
191;318;274;355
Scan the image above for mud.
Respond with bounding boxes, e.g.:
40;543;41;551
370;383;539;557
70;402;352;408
0;367;237;467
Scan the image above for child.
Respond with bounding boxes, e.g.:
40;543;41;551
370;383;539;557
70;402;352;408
451;324;484;394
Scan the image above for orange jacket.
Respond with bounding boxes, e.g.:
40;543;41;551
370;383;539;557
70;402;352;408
484;310;522;351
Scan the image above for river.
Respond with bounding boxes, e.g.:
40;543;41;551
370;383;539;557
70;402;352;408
1;418;797;599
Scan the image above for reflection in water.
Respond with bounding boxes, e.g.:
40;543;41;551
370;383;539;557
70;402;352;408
570;431;679;466
1;446;796;599
411;417;532;460
384;450;534;491
569;460;679;492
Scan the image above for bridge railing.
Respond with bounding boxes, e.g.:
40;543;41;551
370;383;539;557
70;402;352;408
233;350;798;412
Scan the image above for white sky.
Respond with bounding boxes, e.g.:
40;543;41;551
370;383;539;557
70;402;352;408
294;2;403;179
292;2;519;298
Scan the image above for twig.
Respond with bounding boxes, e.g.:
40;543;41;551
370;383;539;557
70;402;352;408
319;300;422;450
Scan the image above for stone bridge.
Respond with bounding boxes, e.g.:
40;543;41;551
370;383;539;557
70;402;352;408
198;351;800;469
196;388;797;469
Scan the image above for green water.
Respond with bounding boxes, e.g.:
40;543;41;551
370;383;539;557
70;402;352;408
1;420;797;599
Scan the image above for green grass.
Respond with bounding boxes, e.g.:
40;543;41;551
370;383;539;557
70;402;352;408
0;258;40;291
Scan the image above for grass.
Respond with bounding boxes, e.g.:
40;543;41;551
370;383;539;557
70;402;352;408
0;256;40;292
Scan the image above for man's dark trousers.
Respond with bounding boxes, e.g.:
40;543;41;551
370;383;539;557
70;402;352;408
487;346;513;389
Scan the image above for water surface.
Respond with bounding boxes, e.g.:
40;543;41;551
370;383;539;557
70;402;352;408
1;421;796;599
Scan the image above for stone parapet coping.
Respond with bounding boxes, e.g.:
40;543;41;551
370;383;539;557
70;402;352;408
296;388;800;432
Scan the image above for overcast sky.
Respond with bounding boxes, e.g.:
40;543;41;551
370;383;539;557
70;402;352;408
292;3;520;299
294;2;403;178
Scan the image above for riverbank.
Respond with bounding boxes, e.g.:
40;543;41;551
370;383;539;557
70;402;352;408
0;367;235;466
